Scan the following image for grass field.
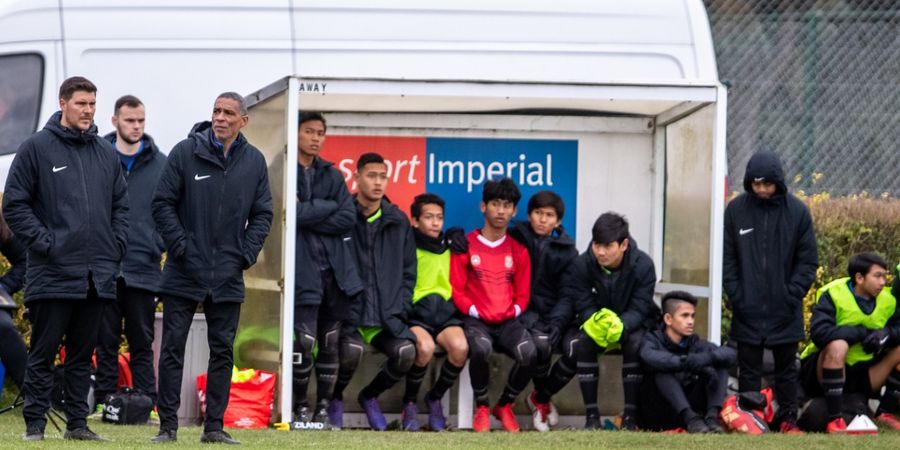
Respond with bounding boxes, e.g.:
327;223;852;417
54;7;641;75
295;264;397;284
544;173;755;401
1;409;899;449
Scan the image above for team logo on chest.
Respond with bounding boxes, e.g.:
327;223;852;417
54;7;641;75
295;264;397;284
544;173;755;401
505;255;514;269
471;255;481;266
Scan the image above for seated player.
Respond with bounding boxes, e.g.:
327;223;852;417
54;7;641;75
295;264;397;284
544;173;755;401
506;191;578;432
531;212;659;429
799;252;900;433
639;291;735;433
452;178;535;432
328;153;417;431
400;193;469;431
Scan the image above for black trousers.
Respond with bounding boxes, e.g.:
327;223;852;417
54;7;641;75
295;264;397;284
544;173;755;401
639;367;729;431
463;316;536;406
0;308;27;388
22;296;105;431
94;278;157;403
737;342;799;417
156;295;241;432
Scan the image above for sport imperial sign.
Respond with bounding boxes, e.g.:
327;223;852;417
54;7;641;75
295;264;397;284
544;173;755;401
326;136;578;233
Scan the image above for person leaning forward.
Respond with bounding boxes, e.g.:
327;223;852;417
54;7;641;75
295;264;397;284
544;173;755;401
151;92;273;445
3;76;129;442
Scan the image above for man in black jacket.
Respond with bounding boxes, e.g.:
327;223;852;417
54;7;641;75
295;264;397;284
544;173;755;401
724;150;818;433
508;191;578;432
93;95;166;412
531;212;658;430
639;291;735;433
151;92;273;444
291;112;362;428
329;152;417;431
3;76;129;442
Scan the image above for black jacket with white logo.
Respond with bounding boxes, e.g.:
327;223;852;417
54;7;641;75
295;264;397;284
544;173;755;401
3;112;129;301
152;122;273;303
724;151;818;345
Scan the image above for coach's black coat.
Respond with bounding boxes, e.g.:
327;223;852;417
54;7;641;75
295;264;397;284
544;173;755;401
570;238;659;332
104;132;166;293
3;112;129;301
152;122;273;303
724;151;818;345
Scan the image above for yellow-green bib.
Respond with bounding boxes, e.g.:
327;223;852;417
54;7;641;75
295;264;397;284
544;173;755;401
800;277;896;366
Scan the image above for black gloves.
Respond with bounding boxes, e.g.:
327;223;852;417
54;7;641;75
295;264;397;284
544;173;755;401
862;329;891;355
446;227;468;254
684;352;714;371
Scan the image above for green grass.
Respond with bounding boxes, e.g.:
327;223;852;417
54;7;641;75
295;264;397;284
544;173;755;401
0;409;899;449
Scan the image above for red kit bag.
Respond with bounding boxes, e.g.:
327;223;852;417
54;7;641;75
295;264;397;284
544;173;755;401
197;367;276;429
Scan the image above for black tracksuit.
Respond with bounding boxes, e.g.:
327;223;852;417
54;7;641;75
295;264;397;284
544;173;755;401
535;238;658;420
292;157;362;412
94;133;166;404
508;221;578;394
333;198;417;403
0;223;27;390
3;111;129;432
152;122;273;432
639;328;736;430
724;151;818;419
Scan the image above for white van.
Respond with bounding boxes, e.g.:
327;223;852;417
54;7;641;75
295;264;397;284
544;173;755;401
0;0;717;184
0;0;726;426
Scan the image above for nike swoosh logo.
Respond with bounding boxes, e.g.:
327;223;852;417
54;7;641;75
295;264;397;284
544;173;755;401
194;174;211;181
739;228;754;235
52;165;67;173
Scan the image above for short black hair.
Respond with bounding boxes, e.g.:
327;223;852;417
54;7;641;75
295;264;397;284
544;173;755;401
661;290;698;316
299;111;327;132
848;252;888;280
357;152;385;172
411;193;445;219
59;76;97;100
482;178;521;205
528;190;565;220
114;95;143;115
591;212;629;245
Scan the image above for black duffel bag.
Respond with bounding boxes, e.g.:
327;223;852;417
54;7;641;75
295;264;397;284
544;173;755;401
102;388;153;425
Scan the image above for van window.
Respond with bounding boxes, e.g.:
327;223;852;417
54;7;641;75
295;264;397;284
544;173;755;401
0;53;43;155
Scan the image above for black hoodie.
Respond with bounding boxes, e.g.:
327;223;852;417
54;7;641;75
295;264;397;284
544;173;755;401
152;122;273;303
508;220;579;331
571;237;659;332
3;112;129;301
104;132;166;293
723;151;818;345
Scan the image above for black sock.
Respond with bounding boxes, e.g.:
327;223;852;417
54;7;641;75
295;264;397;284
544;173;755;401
426;361;463;402
497;362;533;406
314;356;339;405
681;407;701;424
878;369;900;415
577;360;599;417
535;357;575;404
822;367;845;421
622;362;643;419
361;366;403;400
292;360;313;410
333;368;354;401
403;364;428;404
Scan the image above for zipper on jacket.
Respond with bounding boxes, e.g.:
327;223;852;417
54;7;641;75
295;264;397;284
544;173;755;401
73;149;93;284
210;168;228;291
